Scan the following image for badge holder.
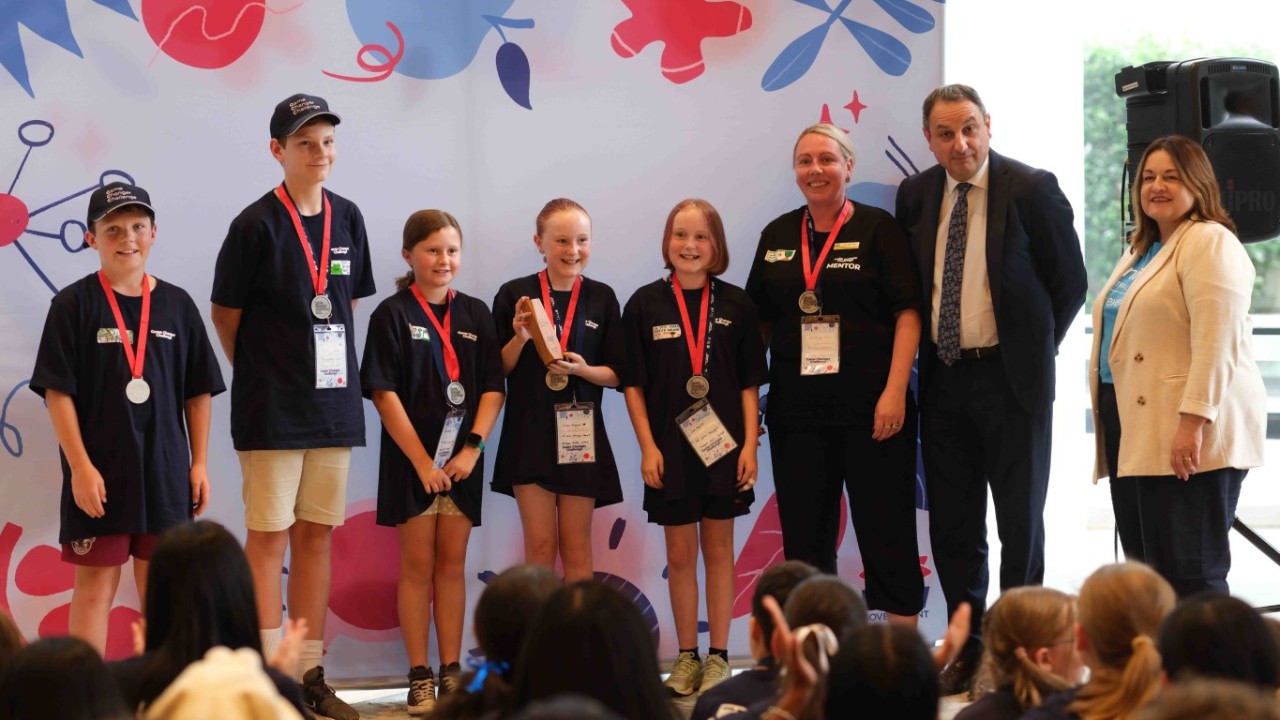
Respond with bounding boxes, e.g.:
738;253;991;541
313;324;348;388
676;398;737;467
555;401;596;464
799;315;840;376
434;408;466;469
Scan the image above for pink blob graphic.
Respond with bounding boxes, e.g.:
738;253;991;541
0;194;30;248
0;523;23;613
819;103;850;134
611;0;752;84
323;21;404;83
329;509;399;631
16;544;75;597
142;0;302;70
103;606;144;660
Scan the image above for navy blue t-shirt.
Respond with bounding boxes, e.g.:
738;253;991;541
31;275;226;542
690;662;779;720
211;188;375;450
361;289;505;527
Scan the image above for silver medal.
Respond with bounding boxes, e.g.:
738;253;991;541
686;375;710;399
446;381;466;405
126;377;151;404
311;294;333;320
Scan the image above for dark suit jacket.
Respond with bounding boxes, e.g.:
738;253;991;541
895;150;1086;412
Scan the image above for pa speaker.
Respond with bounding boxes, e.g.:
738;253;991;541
1116;57;1280;242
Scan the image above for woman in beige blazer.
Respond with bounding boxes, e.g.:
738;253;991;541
1088;135;1265;597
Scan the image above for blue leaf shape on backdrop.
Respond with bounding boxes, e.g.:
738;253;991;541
483;15;535;30
790;0;834;10
91;0;137;20
496;42;532;109
609;517;626;550
761;24;831;92
873;0;934;33
839;17;910;76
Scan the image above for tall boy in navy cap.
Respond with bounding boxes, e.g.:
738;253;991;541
211;93;374;720
31;182;225;655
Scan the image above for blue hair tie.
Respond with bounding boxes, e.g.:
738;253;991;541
464;658;510;693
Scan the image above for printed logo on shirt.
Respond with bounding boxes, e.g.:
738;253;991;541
150;329;176;340
833;241;860;250
96;328;134;344
71;537;95;555
715;317;733;327
329;259;352;276
764;249;796;263
409;325;431;341
330;246;351;255
457;331;478;342
652;324;682;340
585;319;599;330
826;256;861;271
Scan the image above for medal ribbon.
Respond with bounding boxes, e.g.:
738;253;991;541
97;270;150;381
538;271;582;353
800;199;853;293
274;184;332;301
411;285;460;386
671;275;711;377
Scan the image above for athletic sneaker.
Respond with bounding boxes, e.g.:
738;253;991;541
407;665;435;716
301;665;360;720
663;651;704;696
701;654;732;692
439;662;463;696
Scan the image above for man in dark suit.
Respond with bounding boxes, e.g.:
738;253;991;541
895;84;1086;693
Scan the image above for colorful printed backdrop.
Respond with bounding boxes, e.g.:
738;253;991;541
0;0;943;679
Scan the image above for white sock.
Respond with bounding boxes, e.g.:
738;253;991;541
298;639;324;682
260;627;282;665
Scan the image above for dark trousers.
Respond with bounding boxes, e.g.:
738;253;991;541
921;355;1051;644
768;410;925;616
1098;383;1245;597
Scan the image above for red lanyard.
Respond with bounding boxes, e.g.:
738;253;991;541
671;275;710;376
800;199;852;292
411;285;459;382
97;271;150;380
538;271;582;352
274;184;332;298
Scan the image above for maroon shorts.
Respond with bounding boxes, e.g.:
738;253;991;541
61;533;159;567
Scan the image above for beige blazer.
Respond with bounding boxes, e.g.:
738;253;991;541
1089;220;1266;481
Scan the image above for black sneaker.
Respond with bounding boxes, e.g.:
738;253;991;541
301;665;360;720
438;662;463;696
407;665;435;716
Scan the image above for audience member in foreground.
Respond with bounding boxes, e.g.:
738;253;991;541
1130;678;1280;720
0;636;130;720
142;646;304;720
1157;592;1280;691
0;611;23;673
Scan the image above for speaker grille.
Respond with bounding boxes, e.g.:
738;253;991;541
1205;132;1280;241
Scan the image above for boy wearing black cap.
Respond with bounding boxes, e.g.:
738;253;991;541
211;93;374;720
30;182;225;655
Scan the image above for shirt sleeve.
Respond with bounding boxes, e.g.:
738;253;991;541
744;228;774;323
30;290;81;398
873;210;922;315
210;213;262;309
619;289;649;389
180;288;227;399
360;300;401;397
475;300;506;395
597;284;628;379
491;281;517;347
737;293;769;389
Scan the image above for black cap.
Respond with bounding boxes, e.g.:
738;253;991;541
87;182;154;225
270;93;342;139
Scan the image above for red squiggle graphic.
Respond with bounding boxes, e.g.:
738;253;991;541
322;21;404;83
143;0;303;70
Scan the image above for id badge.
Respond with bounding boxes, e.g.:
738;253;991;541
676;398;738;468
433;408;465;469
800;315;840;376
555;402;596;464
314;324;348;389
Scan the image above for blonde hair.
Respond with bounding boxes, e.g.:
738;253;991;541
793;123;856;166
975;587;1077;711
662;198;729;276
1068;563;1176;720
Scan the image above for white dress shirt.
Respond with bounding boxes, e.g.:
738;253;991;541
931;156;999;348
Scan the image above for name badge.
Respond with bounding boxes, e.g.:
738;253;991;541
652;324;682;341
556;402;596;464
313;324;348;389
329;259;352;276
800;315;840;376
676;398;737;467
433;407;465;468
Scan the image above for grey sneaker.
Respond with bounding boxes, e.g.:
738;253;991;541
663;651;704;696
406;666;435;716
439;662;462;696
701;654;732;692
301;665;360;720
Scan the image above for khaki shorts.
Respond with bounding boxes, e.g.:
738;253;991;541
239;448;351;531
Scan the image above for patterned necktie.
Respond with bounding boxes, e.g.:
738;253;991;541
937;182;972;366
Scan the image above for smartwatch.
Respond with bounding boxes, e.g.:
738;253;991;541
465;432;485;451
